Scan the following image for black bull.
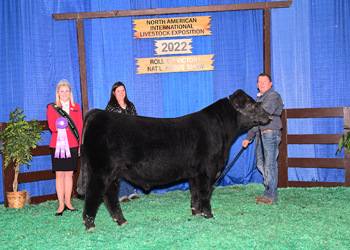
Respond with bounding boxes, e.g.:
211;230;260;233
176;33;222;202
77;89;271;230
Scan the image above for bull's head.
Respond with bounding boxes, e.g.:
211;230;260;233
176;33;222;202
229;89;271;126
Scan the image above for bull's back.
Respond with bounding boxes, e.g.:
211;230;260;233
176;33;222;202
84;109;208;149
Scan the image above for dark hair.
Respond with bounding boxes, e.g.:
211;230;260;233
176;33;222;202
257;73;272;82
107;81;132;107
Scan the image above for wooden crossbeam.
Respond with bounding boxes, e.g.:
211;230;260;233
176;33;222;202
52;2;293;20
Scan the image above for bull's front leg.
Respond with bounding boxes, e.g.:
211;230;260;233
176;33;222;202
198;175;214;219
103;178;128;226
188;178;203;217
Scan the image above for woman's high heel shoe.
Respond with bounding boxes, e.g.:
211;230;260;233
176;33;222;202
64;204;78;212
55;210;64;216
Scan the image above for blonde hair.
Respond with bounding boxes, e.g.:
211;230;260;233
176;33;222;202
55;79;75;107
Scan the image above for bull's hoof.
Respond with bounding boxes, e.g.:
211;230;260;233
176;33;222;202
191;209;202;216
113;218;129;226
113;217;128;226
195;213;204;217
87;227;95;232
84;217;95;231
204;214;214;219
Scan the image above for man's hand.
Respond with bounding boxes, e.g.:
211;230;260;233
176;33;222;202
242;139;250;148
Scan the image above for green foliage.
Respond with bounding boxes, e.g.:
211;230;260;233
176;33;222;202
0;107;44;170
336;125;350;155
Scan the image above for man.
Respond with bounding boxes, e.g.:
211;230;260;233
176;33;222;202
242;73;283;204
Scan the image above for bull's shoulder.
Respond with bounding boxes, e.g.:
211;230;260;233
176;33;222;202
200;98;233;116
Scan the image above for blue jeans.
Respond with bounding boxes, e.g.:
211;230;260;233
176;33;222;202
119;178;135;199
255;130;281;202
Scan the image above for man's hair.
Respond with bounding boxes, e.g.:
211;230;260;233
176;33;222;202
257;73;272;82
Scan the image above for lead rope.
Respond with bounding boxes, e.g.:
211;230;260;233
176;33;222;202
212;147;245;188
258;125;269;189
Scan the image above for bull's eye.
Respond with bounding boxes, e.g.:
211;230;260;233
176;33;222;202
247;104;252;108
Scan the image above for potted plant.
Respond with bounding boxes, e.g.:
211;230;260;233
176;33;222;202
0;107;44;208
336;125;350;155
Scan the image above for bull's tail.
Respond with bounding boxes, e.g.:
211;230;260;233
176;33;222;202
76;110;95;196
77;146;87;196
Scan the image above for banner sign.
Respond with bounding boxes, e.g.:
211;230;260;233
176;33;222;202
133;16;212;39
136;55;214;74
155;39;193;55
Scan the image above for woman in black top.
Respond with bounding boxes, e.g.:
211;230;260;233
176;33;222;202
105;81;139;202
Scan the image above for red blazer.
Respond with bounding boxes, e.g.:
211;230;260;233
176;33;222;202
47;102;83;148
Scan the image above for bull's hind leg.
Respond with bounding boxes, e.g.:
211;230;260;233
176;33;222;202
83;177;108;231
188;178;203;217
103;178;128;226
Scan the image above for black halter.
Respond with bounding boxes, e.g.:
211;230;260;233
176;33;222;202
232;104;256;122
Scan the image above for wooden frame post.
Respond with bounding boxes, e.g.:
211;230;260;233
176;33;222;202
76;18;89;115
263;7;271;75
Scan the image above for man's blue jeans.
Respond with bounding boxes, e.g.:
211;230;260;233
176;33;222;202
119;178;135;200
255;130;281;202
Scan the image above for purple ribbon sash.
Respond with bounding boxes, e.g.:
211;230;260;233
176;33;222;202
55;117;71;158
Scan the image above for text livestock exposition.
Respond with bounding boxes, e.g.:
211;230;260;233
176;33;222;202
133;16;212;39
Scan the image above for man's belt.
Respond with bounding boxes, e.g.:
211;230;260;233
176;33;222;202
261;129;276;134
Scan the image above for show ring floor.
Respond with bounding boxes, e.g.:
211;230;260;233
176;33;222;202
1;183;349;249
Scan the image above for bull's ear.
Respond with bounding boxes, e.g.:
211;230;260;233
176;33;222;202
229;89;243;100
232;97;240;109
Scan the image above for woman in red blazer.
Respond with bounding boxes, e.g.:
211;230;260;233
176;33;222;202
47;79;83;216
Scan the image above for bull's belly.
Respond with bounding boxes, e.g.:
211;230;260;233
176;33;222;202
121;168;192;190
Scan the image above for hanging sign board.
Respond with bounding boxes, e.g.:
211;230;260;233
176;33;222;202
136;55;214;74
133;16;212;39
155;39;193;55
